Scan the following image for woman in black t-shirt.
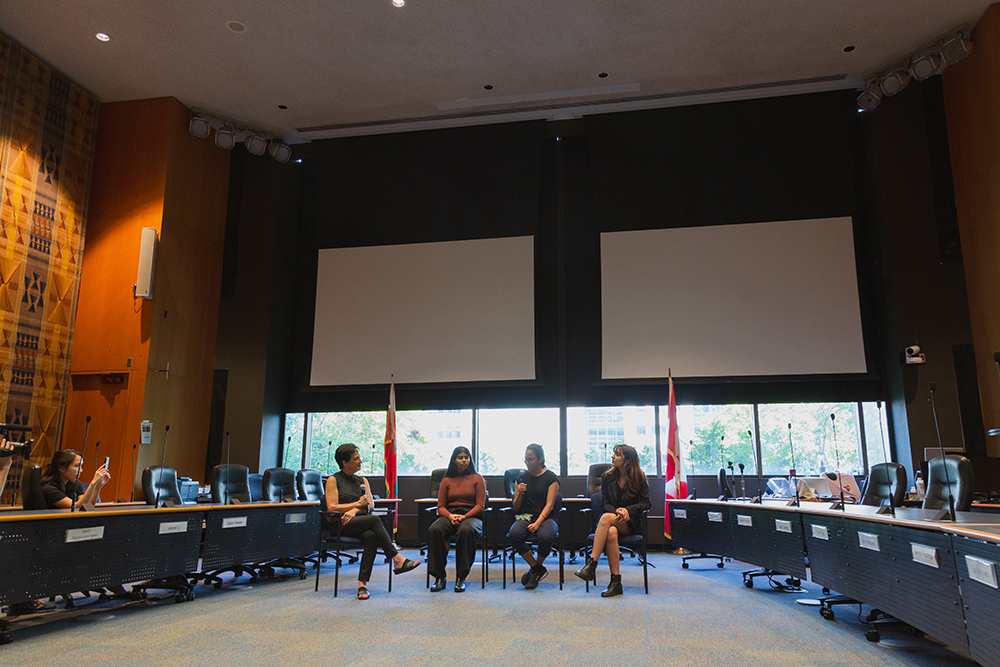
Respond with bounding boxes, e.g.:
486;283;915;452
574;444;651;597
509;443;559;589
41;449;111;509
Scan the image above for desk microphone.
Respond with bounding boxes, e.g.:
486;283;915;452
788;424;801;507
830;413;846;512
130;443;138;502
225;430;232;506
71;415;91;513
749;430;763;503
154;425;171;508
737;462;746;499
929;382;957;521
875;401;896;517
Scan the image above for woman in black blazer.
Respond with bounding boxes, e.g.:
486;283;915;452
574;444;650;597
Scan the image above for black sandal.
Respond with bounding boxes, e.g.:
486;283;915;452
394;559;420;575
357;586;369;600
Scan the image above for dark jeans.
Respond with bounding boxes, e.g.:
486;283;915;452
336;514;399;583
508;518;558;564
427;516;482;580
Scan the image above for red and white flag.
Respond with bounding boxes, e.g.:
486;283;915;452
664;374;687;540
384;379;398;529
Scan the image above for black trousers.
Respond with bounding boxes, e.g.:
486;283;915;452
337;514;399;583
508;518;558;564
427;516;482;580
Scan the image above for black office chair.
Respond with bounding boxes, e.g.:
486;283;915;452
503;468;522;497
502;493;565;589
587;464;612;497
19;462;45;510
923;455;974;513
429;468;447;496
859;462;907;508
247;472;264;502
141;466;183;506
419;469;449;556
579;492;649;594
210;464;252;504
315;506;396;597
424;489;491;590
262;467;297;502
297;468;324;501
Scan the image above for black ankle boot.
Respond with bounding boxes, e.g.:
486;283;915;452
574;558;598;581
430;577;447;592
601;574;623;597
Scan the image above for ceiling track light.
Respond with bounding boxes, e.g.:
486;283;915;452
879;70;910;97
189;115;212;138
215;127;237;150
941;36;974;65
857;81;883;111
190;109;289;160
909;52;943;81
245;133;268;156
268;140;292;163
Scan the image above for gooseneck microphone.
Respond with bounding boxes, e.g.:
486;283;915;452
749;429;764;503
831;413;846;512
737;462;746;499
154;425;170;508
130;443;138;502
876;401;896;517
71;415;92;513
929;382;957;521
788;423;801;507
225;430;232;506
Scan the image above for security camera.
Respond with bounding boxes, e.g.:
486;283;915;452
905;345;925;364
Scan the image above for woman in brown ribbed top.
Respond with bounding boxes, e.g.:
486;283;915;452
427;446;486;593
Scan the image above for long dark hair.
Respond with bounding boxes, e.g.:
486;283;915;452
43;449;81;485
446;446;476;477
525;443;545;468
605;444;646;499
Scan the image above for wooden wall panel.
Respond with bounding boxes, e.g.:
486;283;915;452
944;4;1000;455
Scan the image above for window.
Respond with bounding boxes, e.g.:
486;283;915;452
567;406;657;475
309;411;386;477
861;401;891;468
282;413;305;470
476;408;560;476
664;404;754;476
757;403;862;476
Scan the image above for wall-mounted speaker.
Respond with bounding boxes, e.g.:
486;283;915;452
135;227;158;300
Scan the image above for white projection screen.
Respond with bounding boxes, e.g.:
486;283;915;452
311;236;535;386
601;217;866;379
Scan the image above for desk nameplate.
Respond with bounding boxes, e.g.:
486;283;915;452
285;512;307;524
858;531;880;551
736;514;753;527
707;512;723;522
966;555;998;588
673;509;687;519
222;517;248;529
775;519;792;534
158;521;188;535
911;543;940;568
66;526;104;543
811;524;830;540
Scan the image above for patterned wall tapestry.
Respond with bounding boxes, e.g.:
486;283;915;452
0;32;98;498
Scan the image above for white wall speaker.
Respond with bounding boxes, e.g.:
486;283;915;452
135;227;158;299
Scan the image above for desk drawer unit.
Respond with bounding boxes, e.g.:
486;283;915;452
803;515;850;595
953;536;1000;667
669;502;730;557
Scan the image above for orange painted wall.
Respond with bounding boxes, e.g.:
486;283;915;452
64;97;229;499
943;5;1000;455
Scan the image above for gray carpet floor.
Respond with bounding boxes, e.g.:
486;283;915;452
0;551;979;667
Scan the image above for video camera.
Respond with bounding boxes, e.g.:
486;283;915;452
0;423;34;460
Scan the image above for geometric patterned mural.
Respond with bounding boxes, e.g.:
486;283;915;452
0;31;98;499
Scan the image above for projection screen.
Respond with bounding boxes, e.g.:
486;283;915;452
600;217;866;379
311;236;535;386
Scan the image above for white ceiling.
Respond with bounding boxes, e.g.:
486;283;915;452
0;1;991;143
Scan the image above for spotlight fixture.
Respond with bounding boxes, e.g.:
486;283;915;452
392;0;405;6
215;127;236;150
245;133;268;156
879;70;910;97
909;52;943;81
189;116;212;138
268;141;292;163
95;32;111;42
857;81;882;111
941;35;973;65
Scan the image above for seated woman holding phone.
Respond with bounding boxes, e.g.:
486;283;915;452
41;449;111;510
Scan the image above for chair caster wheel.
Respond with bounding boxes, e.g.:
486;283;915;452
682;562;689;569
717;562;724;568
0;631;13;645
213;583;223;590
822;587;830;595
299;571;307;580
185;592;195;602
786;578;800;587
866;630;880;642
744;580;753;588
175;594;185;603
820;608;835;621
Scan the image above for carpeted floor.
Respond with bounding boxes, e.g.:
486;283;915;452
0;551;979;667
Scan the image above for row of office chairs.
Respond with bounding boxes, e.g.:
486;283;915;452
856;457;973;512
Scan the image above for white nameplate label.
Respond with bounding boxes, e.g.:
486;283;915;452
911;543;939;568
858;532;880;551
222;517;248;529
707;512;723;523
285;512;307;524
775;519;792;534
159;521;188;535
811;525;830;540
966;555;998;588
66;526;105;543
737;514;753;527
673;509;687;519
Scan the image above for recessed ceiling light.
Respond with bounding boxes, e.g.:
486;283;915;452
843;45;856;53
95;33;110;42
226;20;248;33
277;104;288;110
392;0;405;7
598;72;608;79
483;84;494;91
